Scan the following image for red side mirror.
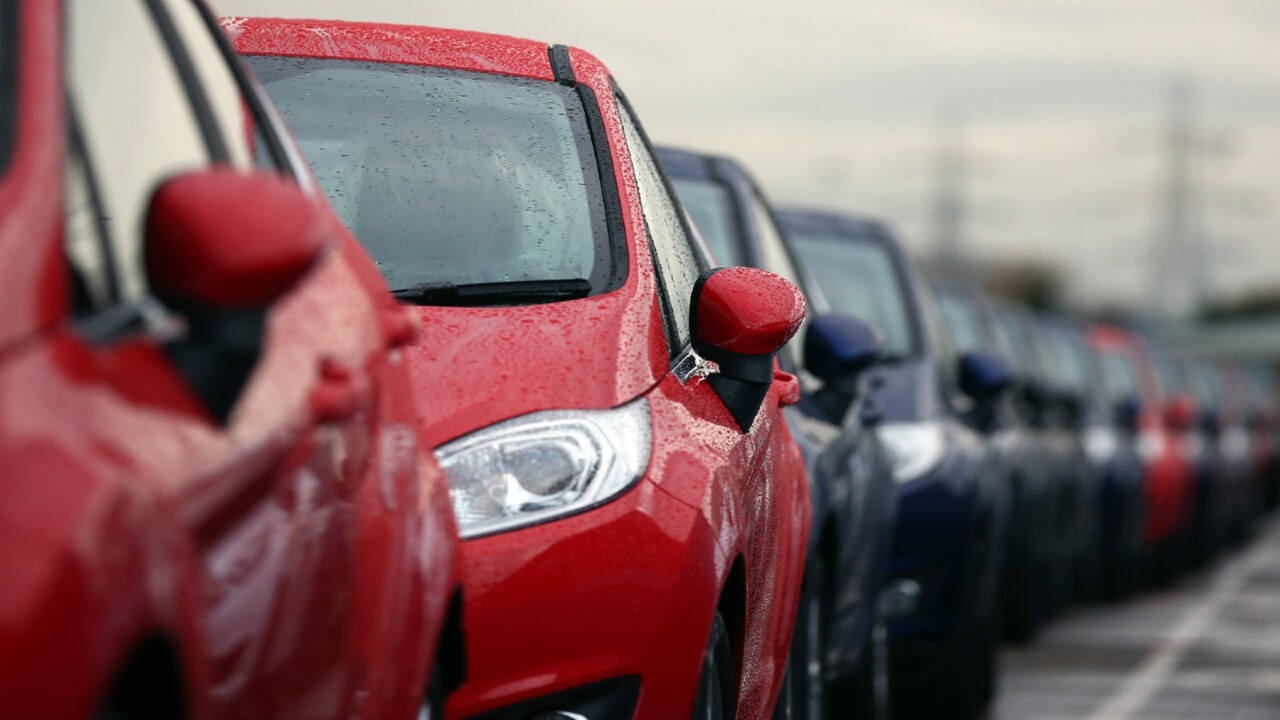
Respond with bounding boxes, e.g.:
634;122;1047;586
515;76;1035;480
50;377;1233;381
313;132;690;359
693;266;806;356
145;168;326;309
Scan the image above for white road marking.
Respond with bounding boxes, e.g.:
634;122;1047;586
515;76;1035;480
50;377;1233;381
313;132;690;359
1084;530;1276;720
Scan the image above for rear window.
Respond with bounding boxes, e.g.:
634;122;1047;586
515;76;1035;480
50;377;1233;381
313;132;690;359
789;232;916;359
247;57;614;299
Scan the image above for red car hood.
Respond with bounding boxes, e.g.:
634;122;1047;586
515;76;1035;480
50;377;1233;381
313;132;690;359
404;292;667;447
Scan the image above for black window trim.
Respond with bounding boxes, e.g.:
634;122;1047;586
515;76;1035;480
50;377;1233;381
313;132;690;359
140;0;229;162
66;99;122;309
189;0;296;177
547;44;628;294
612;82;710;363
0;0;19;174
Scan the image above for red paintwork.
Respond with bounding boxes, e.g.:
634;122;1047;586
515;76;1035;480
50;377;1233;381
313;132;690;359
233;18;812;720
0;3;457;719
696;267;806;355
1089;325;1194;546
145;169;328;308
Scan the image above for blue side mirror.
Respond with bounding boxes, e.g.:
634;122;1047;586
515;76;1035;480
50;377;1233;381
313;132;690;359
959;350;1012;402
804;314;882;382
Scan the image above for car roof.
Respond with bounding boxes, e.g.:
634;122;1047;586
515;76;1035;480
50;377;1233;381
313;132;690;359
773;206;891;246
223;17;558;81
654;146;717;181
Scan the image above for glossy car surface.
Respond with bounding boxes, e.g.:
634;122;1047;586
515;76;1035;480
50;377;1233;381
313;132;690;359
933;285;1060;637
1089;326;1194;580
659;146;898;715
778;208;1007;719
233;19;813;720
1;2;457;718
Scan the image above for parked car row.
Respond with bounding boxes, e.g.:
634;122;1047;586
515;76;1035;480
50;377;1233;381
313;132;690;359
3;3;1275;720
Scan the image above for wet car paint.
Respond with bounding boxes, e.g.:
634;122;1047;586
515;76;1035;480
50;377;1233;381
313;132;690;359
1;3;458;719
777;208;1007;716
657;146;898;688
232;18;811;720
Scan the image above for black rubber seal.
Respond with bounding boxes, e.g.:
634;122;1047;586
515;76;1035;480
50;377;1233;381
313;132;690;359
548;43;576;87
575;82;628;291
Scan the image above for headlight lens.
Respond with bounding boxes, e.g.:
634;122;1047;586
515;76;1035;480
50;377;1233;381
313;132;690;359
1084;427;1118;464
879;422;947;484
1137;430;1166;463
436;398;651;539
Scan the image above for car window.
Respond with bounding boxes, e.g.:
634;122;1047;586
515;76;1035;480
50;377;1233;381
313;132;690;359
157;0;278;172
65;112;116;313
66;0;211;301
1099;350;1137;401
616;99;705;353
670;177;744;267
744;188;809;368
789;232;916;360
936;290;987;354
249;57;612;298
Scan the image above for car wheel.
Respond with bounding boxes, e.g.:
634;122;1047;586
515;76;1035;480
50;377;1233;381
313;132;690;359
694;611;735;720
829;605;890;720
418;666;446;720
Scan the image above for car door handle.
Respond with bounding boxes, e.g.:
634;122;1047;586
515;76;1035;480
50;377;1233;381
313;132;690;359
774;369;802;406
380;306;420;349
310;357;369;423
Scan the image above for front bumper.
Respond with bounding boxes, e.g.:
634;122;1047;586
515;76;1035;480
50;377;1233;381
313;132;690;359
446;476;719;720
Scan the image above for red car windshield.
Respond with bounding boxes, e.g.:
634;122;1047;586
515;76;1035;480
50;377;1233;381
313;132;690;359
247;56;613;302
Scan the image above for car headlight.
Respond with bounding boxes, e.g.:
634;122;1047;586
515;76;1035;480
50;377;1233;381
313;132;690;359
1085;427;1118;464
1137;430;1166;463
879;422;947;484
436;398;651;539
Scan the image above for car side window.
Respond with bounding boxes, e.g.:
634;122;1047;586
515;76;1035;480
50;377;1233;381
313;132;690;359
65;0;212;303
616;98;706;354
64;110;117;313
156;0;283;172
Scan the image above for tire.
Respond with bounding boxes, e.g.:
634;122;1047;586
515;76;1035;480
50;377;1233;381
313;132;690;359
829;608;890;720
775;557;826;720
418;666;446;720
694;611;736;720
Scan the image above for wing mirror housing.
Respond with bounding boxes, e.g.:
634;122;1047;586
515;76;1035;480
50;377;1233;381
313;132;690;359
804;314;882;383
692;266;806;431
145;168;327;423
804;314;882;424
959;350;1012;404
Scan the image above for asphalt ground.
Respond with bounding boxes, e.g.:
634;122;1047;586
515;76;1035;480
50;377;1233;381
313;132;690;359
991;519;1280;720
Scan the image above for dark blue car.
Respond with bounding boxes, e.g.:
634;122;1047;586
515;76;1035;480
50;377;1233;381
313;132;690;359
658;147;897;718
777;208;1010;720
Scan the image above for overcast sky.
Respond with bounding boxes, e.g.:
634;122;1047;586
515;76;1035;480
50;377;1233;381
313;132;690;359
221;0;1280;312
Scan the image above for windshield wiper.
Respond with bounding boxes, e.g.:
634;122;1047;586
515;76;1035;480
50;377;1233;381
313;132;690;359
390;278;593;306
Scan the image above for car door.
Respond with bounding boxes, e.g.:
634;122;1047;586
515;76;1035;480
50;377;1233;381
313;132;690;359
63;0;378;714
612;92;803;709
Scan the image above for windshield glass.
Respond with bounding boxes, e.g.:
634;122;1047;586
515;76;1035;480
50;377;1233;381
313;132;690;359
670;177;744;267
936;290;987;353
247;57;612;298
789;232;915;358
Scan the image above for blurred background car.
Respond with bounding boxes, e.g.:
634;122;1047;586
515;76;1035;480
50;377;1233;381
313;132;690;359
236;19;814;720
932;284;1061;638
778;208;1010;720
659;146;898;719
0;1;460;718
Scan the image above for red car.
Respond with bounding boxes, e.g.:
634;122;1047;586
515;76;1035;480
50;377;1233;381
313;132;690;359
1089;326;1193;578
0;1;459;718
231;19;813;719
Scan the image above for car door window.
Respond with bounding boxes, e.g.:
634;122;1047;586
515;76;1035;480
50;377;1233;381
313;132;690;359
616;98;706;354
156;0;284;172
65;0;211;302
